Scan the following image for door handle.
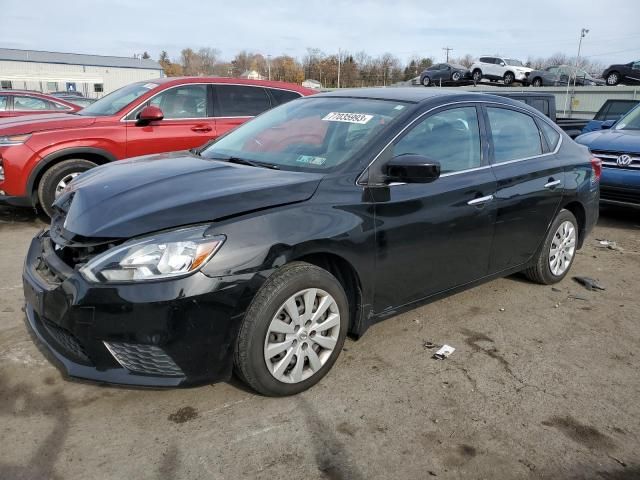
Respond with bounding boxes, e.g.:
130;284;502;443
544;179;561;189
467;194;494;206
191;125;213;133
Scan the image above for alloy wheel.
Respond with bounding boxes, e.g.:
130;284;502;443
606;73;619;85
55;172;81;198
264;288;341;384
549;220;576;276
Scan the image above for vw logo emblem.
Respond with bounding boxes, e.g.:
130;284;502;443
617;154;632;167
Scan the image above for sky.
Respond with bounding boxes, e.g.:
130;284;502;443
3;0;639;66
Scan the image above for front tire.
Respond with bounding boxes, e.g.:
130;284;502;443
503;72;515;85
523;209;578;285
422;76;431;87
472;69;482;83
234;262;348;396
532;77;543;87
37;159;97;218
451;71;462;82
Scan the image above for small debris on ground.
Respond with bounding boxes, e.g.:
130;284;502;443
597;239;624;252
499;308;505;312
433;345;455;360
423;341;438;350
568;294;589;301
552;287;562;293
573;276;606;291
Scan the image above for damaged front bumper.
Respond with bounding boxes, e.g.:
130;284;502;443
23;231;257;387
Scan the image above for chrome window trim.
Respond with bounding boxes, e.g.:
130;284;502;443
119;82;300;122
357;99;562;186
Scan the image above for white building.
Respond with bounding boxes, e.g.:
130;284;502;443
240;70;265;80
302;79;322;89
0;48;164;98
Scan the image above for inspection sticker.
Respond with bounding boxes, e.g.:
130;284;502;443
296;155;326;165
322;112;373;124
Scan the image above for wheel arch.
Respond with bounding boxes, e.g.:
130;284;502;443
292;251;364;337
561;201;586;249
27;147;116;204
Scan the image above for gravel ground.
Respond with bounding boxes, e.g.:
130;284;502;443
0;205;638;480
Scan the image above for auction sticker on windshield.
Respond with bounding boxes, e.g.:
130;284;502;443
322;112;373;124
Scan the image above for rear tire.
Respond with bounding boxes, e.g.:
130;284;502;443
606;71;620;86
234;262;348;396
37;159;97;218
523;209;578;285
472;69;482;83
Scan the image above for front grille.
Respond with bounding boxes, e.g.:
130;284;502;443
592;151;640;170
601;186;640;205
104;342;184;377
41;318;91;364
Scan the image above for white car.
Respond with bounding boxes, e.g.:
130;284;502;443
470;56;532;85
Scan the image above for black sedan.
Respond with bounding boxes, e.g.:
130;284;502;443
419;63;471;86
23;89;600;396
603;60;640;86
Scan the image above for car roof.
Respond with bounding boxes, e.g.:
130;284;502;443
0;89;81;108
143;76;316;94
316;87;515;104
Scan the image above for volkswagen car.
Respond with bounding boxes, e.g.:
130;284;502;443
23;89;599;396
576;103;640;207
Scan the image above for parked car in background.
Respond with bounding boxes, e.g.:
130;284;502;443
22;88;599;395
582;99;639;134
55;95;97;108
602;60;640;86
0;90;81;117
576;104;640;207
470;56;532;85
0;77;315;216
419;63;471;86
50;91;84;98
529;65;604;87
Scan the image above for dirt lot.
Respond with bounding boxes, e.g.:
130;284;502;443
0;205;638;480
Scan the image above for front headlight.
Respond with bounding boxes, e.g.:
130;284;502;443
0;134;31;146
80;225;225;283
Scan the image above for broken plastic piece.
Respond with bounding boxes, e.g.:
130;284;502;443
572;276;606;291
433;345;455;360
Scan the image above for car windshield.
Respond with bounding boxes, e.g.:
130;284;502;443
614;104;640;130
201;97;410;171
77;82;158;116
505;59;524;66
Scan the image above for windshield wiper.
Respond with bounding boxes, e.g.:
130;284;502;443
215;156;280;170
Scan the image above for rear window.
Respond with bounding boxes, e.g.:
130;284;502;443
269;89;302;105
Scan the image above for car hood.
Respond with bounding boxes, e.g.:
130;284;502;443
575;129;640;153
52;151;324;241
0;113;96;135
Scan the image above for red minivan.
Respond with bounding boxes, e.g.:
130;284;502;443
0;77;316;216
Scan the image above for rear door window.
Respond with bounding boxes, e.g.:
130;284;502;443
0;95;7;111
269;88;302;106
215;85;271;117
486;107;542;162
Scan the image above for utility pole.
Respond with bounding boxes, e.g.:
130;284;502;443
442;47;453;62
267;54;272;81
337;49;342;89
563;28;589;117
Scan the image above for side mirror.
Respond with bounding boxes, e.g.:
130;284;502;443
500;62;506;67
601;120;616;130
137;105;164;125
386;154;441;184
